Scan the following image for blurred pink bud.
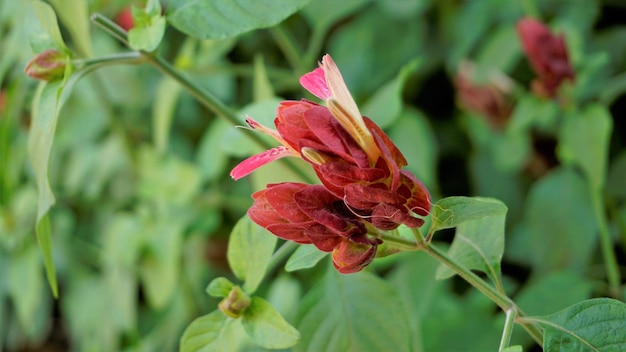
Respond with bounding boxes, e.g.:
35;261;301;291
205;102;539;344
115;6;135;31
455;61;514;131
24;49;67;82
516;18;575;97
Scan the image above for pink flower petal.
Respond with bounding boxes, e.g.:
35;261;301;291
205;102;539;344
299;67;330;100
230;146;295;180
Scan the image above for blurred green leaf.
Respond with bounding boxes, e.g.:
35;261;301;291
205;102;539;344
525;298;626;352
6;246;46;336
295;268;413;351
515;271;593;317
48;0;92;56
227;216;277;293
501;346;523;352
28;1;68;53
476;26;520;72
607;151;626;200
430;196;507;233
242;296;300;349
378;0;432;19
196;118;230;182
28;77;77;298
180;310;249;352
388;108;438;191
253;55;275;102
206;277;235;298
362;58;420;128
267;275;302;320
139;218;184;309
167;0;311;40
285;244;328;272
153;77;182;154
435;214;506;286
138;147;201;204
301;0;371;32
558;104;612;190
129;0;166;52
526;167;596;273
328;6;425;97
390;253;502;351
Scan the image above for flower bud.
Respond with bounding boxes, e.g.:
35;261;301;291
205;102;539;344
218;286;251;318
24;49;67;82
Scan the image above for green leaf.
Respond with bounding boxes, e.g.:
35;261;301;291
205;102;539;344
179;310;250;352
526;298;626;352
558;104;612;190
501;346;523;352
525;168;596;273
196;118;230;182
267;275;302;320
285;244;328;272
153;76;181;154
206;277;235;298
227;216;277;293
48;0;92;56
301;0;371;33
242;297;300;349
167;0;312;40
27;69;84;297
28;1;68;53
129;0;166;52
252;55;274;102
476;26;520;72
435;213;506;285
387;108;438;195
430;196;507;233
362;58;420;128
607;150;626;200
139;218;184;309
295;268;413;351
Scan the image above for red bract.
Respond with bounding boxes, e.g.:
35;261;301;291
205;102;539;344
516;18;575;97
232;54;431;230
248;183;379;273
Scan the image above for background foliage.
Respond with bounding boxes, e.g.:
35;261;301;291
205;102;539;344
1;0;626;351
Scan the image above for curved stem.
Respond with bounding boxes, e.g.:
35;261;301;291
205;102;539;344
267;241;299;273
72;52;144;69
499;308;516;351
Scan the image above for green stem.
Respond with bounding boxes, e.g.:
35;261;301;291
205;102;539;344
499;308;516;351
266;241;299;273
376;232;420;251
425;243;512;310
73;52;144;69
591;188;622;298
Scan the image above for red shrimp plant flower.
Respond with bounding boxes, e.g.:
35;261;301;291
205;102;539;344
231;54;431;273
516;17;575;97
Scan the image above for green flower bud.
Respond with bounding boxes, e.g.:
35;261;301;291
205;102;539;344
24;49;67;82
218;286;251;319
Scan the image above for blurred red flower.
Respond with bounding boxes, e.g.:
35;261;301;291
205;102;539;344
516;17;575;97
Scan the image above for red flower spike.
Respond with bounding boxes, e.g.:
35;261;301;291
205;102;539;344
516;18;575;97
234;54;433;273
